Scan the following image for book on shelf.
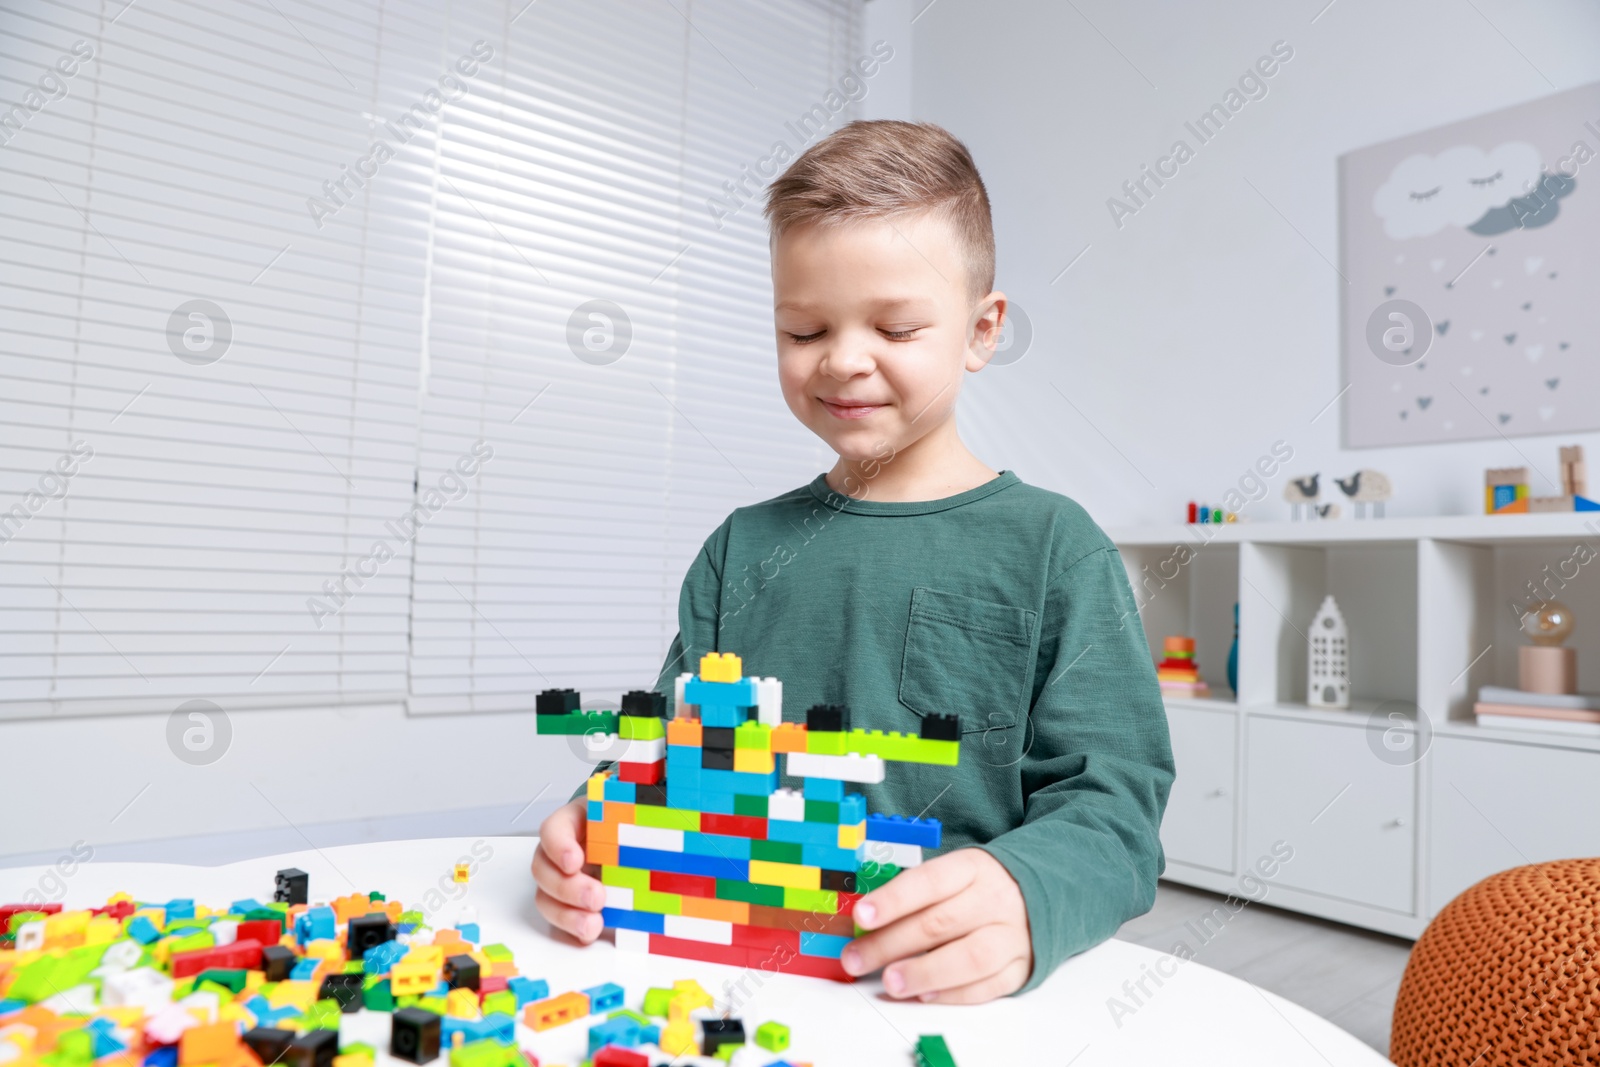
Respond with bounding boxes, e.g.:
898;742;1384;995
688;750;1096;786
1474;710;1600;737
1473;701;1600;724
1476;685;1600;711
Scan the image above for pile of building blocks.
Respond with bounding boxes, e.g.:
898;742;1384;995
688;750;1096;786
1155;636;1210;699
0;868;810;1067
1486;446;1599;514
535;652;958;979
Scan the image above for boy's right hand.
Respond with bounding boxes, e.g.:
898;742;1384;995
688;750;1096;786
531;798;605;942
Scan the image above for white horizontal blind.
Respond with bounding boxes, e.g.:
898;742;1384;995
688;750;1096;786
408;0;857;713
0;0;441;716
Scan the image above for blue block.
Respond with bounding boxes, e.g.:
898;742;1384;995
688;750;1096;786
290;958;320;981
582;982;625;1014
601;906;665;934
665;749;702;787
700;767;779;797
840;794;865;823
588;1017;642;1055
455;922;480;943
294;905;336;945
684;831;751;860
163;899;195;921
698;704;747;728
506;976;549;1007
799;932;851;959
685;677;756;707
440;1017;481;1045
229;898;262;915
803;778;844;802
478;1013;515;1042
603;777;638;803
431;980;452;996
696;790;737;814
1578;495;1600;512
767;820;841;847
865;814;942;848
638;1021;661;1045
802;844;860;871
127;915;161;944
143;1047;178;1067
617;845;748;881
254;1003;303;1028
665;784;701;811
0;999;24;1018
587;800;605;822
363;939;407;975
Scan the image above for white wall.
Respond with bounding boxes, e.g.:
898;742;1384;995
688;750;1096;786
927;0;1600;525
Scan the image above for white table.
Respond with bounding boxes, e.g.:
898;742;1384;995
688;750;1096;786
0;837;1392;1066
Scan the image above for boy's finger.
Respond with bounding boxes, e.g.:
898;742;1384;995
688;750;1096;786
537;801;588;874
534;888;604;942
913;955;1031;1005
841;888;983;977
881;922;1024;1000
530;848;604;910
853;851;976;930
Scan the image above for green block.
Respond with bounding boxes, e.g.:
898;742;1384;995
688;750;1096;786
805;730;847;755
171;977;197;999
53;1030;94;1064
343;1044;376;1059
844;730;959;767
755;1021;791;1052
303;999;343;1030
732;793;768;818
715;1044;739;1062
7;955;62;1003
6;911;48;934
633;804;699;832
535;710;619;736
241;907;285;926
343;960;366;973
857;861;902;893
749;839;802;864
194;968;247;993
396;994;420;1009
450;1040;525;1067
715;879;785;907
631;890;682;916
619;714;665;741
363;978;395;1011
782;888;838;913
482;991;516;1017
167;930;214;954
641;987;676;1017
481;943;514;962
915;1034;958;1067
417;995;449;1015
398;910;424;927
733;723;771;750
804;800;839;823
606;1007;651;1028
368;891;387;902
601;865;651;891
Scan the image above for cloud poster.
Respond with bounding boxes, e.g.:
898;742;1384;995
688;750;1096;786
1339;82;1600;448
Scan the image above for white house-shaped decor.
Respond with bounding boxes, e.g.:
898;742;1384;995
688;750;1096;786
1308;594;1350;709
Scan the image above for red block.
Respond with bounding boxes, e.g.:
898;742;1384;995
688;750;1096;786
478;976;508;997
837;892;862;916
768;951;853;983
648;871;716;899
93;901;136;921
617;760;664;785
0;903;62;930
699;813;767;840
214;938;263;970
236;919;283;947
646;933;750;970
731;923;798;955
593;1047;648;1067
170;946;218;978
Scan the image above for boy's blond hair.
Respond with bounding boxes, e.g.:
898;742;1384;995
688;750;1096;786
763;120;995;304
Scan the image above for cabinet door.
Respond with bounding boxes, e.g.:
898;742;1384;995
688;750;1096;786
1161;703;1237;874
1245;715;1416;913
1429;736;1600;916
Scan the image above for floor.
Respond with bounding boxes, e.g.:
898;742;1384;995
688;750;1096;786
1116;881;1415;1056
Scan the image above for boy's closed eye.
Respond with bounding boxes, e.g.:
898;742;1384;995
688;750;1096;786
782;325;925;344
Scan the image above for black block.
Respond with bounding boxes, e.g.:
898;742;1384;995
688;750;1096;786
347;914;394;956
242;1028;296;1067
273;867;309;906
443;953;480;991
700;1018;746;1054
261;944;298;982
633;784;667;807
806;703;850;733
285;1030;337;1067
320;971;364;1013
391;1008;442;1065
701;746;735;771
621;690;667;717
920;712;960;741
821;869;857;893
536;688;581;715
702;726;735;751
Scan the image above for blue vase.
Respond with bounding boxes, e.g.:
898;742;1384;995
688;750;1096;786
1227;602;1239;695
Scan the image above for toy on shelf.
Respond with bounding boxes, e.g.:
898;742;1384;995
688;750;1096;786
535;651;958;981
1307;595;1350;709
1185;502;1238;525
1227;603;1240;695
1334;469;1392;518
1487;445;1599;514
1284;474;1338;521
1156;636;1211;698
0;869;815;1067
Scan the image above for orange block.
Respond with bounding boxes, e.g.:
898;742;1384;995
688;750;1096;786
587;817;618;845
666;718;702;747
432;928;464;950
771;723;808;753
602;802;635;825
524;991;590;1032
489;961;519;978
179;1022;239;1066
679;895;749;924
586;839;618;866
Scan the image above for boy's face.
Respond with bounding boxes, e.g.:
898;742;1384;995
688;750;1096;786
771;211;1003;464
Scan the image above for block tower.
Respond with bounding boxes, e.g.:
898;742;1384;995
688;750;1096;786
535;652;959;979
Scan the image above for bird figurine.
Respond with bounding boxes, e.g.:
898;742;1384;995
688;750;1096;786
1284;474;1321;521
1334;469;1392;519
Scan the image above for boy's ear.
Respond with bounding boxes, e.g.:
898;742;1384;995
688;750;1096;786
965;292;1008;372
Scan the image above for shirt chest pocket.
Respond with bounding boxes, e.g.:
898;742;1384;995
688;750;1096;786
897;587;1038;735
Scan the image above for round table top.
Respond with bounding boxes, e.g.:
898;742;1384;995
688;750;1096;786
0;837;1392;1066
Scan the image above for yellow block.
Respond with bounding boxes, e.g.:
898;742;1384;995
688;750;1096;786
444;988;480;1019
405;944;444;970
303;939;343;962
218;1002;257;1029
837;821;865;850
84;915;122;945
699;652;742;682
334;1053;374;1067
660;1020;697;1056
268;981;318;1010
390;961;436;997
587;771;609;802
748;860;821;891
732;748;775;774
244;971;265;991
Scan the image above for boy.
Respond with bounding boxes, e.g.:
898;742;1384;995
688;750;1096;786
533;120;1174;1003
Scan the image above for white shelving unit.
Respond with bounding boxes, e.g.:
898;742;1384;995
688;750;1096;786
1109;513;1600;938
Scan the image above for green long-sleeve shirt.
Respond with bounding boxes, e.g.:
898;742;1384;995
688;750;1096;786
580;470;1174;993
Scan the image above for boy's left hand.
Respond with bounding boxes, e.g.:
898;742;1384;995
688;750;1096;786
840;848;1033;1003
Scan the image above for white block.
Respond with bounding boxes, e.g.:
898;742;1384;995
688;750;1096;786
663;915;733;945
767;788;805;822
604;885;635;910
14;920;44;952
40;984;97;1015
617;823;684;852
144;1005;197;1044
755;677;783;726
102;967;174;1010
675;672;697;716
616;736;666;764
209;919;238;946
614;927;651;954
785;751;887;784
93;939;143;974
860;840;923;868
